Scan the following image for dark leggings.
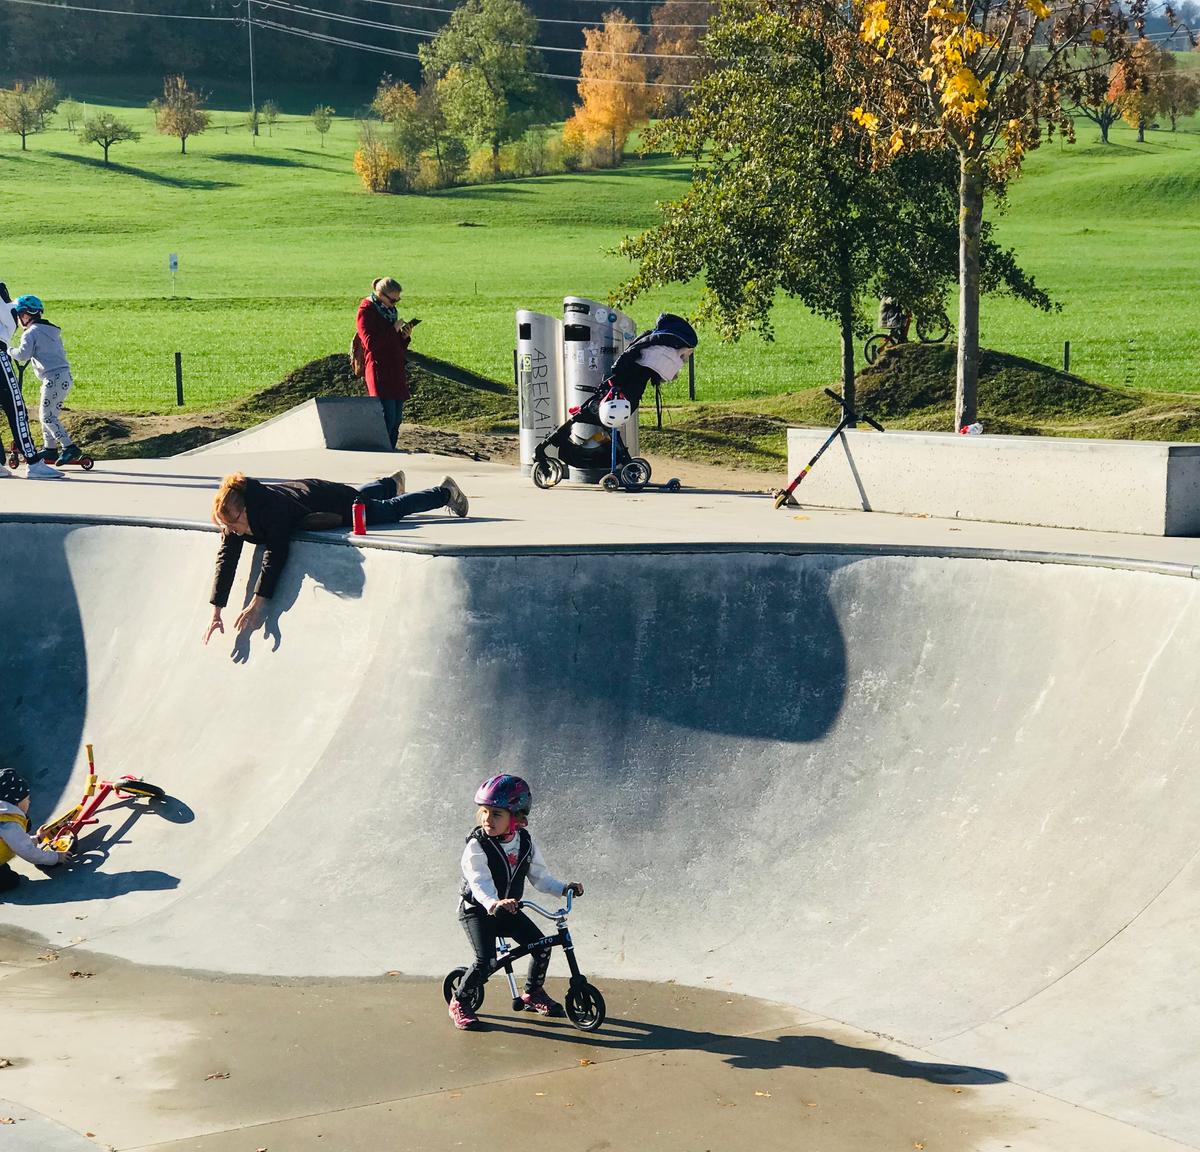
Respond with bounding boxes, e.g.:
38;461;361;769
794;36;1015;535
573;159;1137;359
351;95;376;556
456;903;551;1003
354;476;448;524
0;349;36;462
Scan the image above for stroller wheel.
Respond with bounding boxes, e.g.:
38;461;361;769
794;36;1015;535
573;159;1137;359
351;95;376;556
601;473;621;492
619;460;651;492
532;458;561;489
666;478;682;492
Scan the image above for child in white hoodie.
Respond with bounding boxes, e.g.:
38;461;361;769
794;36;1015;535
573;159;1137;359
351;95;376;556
0;768;68;894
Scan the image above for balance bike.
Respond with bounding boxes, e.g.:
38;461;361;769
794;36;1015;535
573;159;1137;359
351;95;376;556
442;890;606;1032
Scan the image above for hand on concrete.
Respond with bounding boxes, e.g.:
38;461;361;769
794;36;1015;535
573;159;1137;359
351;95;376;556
204;609;224;646
235;597;267;633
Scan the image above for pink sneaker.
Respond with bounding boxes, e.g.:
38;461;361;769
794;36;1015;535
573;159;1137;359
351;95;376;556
449;998;482;1030
521;988;564;1017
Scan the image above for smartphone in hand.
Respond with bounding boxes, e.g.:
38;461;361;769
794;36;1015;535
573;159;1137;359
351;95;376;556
408;317;421;327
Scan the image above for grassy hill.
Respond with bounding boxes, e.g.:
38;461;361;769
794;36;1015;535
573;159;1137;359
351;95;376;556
3;78;1198;423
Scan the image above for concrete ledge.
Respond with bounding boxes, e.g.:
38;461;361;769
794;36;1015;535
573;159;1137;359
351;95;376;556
787;428;1200;536
180;397;390;456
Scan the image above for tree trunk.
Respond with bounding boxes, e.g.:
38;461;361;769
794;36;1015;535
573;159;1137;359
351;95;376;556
102;144;109;164
1100;119;1109;144
1137;118;1145;142
19;132;26;151
956;152;984;431
837;287;856;421
181;137;187;154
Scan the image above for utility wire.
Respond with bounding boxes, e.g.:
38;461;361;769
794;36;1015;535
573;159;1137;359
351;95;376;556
0;0;236;19
340;0;709;30
250;0;703;58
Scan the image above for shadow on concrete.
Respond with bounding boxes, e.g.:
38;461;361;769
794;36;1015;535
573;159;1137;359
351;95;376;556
228;540;367;663
483;1015;1007;1085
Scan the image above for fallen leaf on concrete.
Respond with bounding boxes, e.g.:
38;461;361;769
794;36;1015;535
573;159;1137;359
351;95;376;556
915;1144;925;1150
755;1091;772;1098
805;1102;818;1108
69;971;94;979
203;1072;231;1081
792;515;810;521
37;951;58;962
0;1117;14;1124
385;971;402;977
534;1093;545;1097
85;1132;96;1137
578;1059;593;1066
0;1059;13;1069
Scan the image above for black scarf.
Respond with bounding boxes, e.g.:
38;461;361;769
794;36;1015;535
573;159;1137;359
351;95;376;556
370;295;398;326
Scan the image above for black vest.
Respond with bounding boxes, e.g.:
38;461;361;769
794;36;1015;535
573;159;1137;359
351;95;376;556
460;827;533;908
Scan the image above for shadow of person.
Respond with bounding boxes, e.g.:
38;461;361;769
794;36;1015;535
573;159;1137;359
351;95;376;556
478;1016;1006;1086
230;540;366;664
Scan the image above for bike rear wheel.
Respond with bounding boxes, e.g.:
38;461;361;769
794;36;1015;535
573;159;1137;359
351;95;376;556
443;967;484;1013
864;333;893;365
116;779;165;801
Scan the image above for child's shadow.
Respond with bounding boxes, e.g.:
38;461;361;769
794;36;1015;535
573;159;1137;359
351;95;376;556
482;1016;1007;1085
5;792;192;905
230;540;366;664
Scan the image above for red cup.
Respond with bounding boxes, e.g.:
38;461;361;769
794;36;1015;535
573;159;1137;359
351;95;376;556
352;501;367;535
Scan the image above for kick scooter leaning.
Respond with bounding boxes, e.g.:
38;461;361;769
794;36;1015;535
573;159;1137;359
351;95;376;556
773;387;885;509
442;890;606;1032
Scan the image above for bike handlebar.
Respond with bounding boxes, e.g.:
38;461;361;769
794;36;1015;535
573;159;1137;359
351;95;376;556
518;889;575;920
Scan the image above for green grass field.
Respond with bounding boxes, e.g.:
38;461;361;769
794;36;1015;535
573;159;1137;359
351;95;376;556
2;87;1198;417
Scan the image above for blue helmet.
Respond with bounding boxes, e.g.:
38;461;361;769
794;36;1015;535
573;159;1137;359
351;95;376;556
651;313;697;350
14;295;44;316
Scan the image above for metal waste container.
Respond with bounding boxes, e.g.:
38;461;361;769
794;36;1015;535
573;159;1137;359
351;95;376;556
515;311;563;475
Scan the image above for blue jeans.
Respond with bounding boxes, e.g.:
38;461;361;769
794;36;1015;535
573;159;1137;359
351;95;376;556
355;476;447;524
379;398;404;448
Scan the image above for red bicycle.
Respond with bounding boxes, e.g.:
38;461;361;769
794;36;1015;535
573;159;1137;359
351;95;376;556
38;744;164;853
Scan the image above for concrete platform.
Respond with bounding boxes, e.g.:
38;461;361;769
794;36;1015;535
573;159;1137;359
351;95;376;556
2;448;1200;1151
183;397;392;455
786;426;1200;536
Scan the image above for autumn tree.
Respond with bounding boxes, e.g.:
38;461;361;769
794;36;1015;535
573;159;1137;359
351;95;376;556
261;99;280;136
1108;38;1170;141
60;98;82;132
851;0;1143;429
1070;45;1123;142
152;75;210;154
79;112;140;164
648;0;713;115
616;0;1051;406
419;0;543;180
564;11;653;167
1160;61;1200;128
0;83;45;150
311;104;334;146
29;77;59;129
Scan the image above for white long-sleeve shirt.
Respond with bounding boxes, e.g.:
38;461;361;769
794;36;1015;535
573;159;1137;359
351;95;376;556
460;832;566;912
0;801;61;866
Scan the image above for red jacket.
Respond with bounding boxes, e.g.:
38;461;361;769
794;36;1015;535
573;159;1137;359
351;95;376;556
356;297;411;401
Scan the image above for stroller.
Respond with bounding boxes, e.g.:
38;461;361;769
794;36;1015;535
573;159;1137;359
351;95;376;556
531;313;697;491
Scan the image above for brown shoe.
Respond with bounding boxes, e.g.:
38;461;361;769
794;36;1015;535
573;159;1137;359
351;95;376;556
441;476;469;518
389;469;406;495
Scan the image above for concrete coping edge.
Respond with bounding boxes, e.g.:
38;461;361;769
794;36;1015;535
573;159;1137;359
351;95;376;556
3;511;1200;581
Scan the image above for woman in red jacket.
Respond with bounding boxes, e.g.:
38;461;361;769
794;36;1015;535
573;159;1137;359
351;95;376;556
356;277;412;448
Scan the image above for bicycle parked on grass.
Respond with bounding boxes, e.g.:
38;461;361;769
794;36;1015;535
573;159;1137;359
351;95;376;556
864;311;953;365
442;890;606;1032
37;744;164;854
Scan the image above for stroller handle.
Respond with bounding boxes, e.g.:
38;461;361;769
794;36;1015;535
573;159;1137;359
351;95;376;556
519;889;574;921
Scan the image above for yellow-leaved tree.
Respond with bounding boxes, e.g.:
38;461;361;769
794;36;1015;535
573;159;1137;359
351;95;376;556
849;0;1146;428
564;11;652;168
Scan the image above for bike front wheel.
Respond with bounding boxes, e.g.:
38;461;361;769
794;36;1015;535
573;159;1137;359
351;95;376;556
916;313;951;344
115;779;165;801
565;983;606;1032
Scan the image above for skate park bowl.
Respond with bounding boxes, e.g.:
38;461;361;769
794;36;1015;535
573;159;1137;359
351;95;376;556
2;517;1200;1146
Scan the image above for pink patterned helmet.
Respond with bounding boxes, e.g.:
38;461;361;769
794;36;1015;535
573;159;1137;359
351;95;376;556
474;774;532;819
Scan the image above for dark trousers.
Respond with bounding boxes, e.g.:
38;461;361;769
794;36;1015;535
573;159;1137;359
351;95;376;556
0;349;35;462
354;476;447;524
379;398;404;448
0;863;21;894
456;902;551;1003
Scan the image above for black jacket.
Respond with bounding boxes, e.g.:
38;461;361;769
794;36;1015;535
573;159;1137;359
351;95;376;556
460;827;533;909
210;477;357;607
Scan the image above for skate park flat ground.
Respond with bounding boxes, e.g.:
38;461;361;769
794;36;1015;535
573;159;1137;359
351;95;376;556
3;448;1200;1152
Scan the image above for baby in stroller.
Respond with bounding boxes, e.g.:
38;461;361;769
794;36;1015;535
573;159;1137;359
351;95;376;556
532;313;697;488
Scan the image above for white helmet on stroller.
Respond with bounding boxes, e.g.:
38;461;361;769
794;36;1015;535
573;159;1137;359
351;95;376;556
598;386;631;428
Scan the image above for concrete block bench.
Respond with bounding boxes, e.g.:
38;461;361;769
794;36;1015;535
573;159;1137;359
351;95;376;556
785;427;1200;536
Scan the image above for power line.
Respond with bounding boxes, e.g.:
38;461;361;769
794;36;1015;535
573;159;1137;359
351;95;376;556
335;0;709;30
251;0;703;58
0;0;236;19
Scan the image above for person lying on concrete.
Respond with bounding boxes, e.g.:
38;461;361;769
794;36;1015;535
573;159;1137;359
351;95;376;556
204;470;469;645
0;768;69;894
449;774;584;1031
533;312;697;469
